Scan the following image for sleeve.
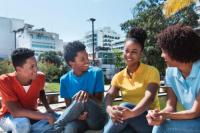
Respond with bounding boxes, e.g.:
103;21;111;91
60;77;70;98
0;79;18;102
111;73;120;88
94;69;104;92
165;68;172;87
147;67;160;86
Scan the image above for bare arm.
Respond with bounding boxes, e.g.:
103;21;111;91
147;87;200;126
161;87;177;113
39;89;51;110
89;91;104;106
64;98;72;107
129;83;159;117
5;101;56;127
104;86;119;114
162;89;200;120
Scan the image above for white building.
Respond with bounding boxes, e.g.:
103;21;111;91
83;26;121;55
0;17;24;60
0;17;67;60
111;37;126;52
16;24;67;59
94;49;115;81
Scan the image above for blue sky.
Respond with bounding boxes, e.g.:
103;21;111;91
0;0;141;42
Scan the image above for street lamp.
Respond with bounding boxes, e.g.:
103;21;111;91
87;18;96;66
10;30;17;49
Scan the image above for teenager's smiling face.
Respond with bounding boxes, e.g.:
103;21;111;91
123;40;143;66
161;49;179;67
71;50;89;72
17;56;39;80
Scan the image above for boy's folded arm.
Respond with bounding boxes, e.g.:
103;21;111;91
5;101;52;120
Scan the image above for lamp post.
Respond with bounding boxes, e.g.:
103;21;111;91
10;30;17;49
87;18;96;66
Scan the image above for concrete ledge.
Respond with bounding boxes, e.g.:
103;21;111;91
46;92;60;104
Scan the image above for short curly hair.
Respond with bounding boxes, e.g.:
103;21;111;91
63;41;86;67
11;48;35;70
127;27;147;51
157;23;200;63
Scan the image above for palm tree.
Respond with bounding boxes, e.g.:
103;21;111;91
164;0;197;16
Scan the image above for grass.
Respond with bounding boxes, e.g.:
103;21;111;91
44;83;110;93
44;82;60;93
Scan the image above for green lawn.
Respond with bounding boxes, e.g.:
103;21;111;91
44;83;110;93
44;82;60;93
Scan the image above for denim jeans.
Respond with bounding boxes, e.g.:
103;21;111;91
152;117;200;133
0;112;61;133
45;98;108;133
102;102;153;133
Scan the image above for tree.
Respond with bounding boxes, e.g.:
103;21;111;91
0;58;15;75
37;50;70;80
120;0;198;74
38;60;63;82
112;49;126;69
37;51;63;67
164;0;196;16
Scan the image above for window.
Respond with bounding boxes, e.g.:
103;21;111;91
108;59;114;64
103;59;107;64
108;53;113;58
98;52;102;58
103;53;107;58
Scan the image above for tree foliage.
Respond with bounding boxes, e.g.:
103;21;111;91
38;60;63;83
0;58;15;76
37;51;63;67
37;50;70;80
120;0;198;74
112;49;126;69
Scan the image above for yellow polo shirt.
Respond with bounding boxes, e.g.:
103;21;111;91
111;62;160;110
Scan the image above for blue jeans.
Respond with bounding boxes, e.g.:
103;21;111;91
0;112;61;133
102;102;153;133
45;98;108;133
152;118;200;133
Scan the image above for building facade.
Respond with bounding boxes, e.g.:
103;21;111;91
0;17;67;60
0;17;24;60
16;24;67;59
83;26;121;55
95;49;115;81
111;37;126;52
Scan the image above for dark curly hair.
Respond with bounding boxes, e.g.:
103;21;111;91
157;23;200;63
63;41;86;67
11;48;35;70
126;27;147;51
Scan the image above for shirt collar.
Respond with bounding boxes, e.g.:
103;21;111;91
123;62;145;77
173;60;200;78
188;60;200;78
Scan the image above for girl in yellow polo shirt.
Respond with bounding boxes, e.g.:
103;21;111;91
102;27;160;133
